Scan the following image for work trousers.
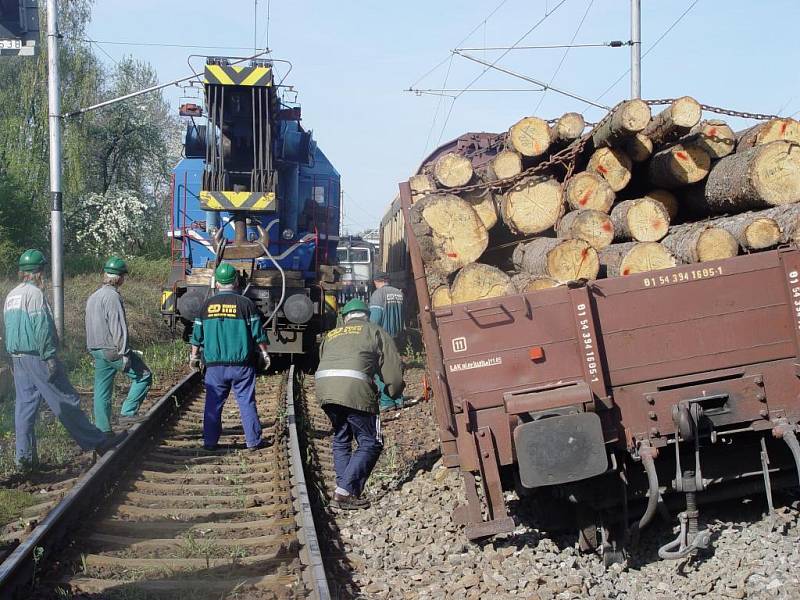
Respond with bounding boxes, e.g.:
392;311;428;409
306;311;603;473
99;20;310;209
11;354;106;466
203;365;262;448
323;403;383;496
90;349;153;433
375;374;404;411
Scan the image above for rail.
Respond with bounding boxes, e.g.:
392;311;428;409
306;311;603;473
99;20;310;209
286;364;332;600
0;370;201;597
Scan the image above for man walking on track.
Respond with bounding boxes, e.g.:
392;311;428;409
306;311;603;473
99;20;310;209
189;262;271;452
4;249;125;467
316;298;404;510
369;272;405;411
86;257;153;433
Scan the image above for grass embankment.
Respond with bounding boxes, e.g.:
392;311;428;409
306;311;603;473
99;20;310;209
0;257;186;492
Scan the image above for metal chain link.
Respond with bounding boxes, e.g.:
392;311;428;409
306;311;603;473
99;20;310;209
411;99;785;198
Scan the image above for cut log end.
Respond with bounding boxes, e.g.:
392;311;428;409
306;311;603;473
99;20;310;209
617;99;652;133
587;147;633;192
669;96;703;128
649;144;711;188
743;217;781;250
501;177;564;234
433;153;474;188
551;112;586;143
565;172;615;212
508;116;551;157
557;209;614;250
520;238;599;283
696;228;740;262
752;141;800;206
689;120;736;159
612;198;670;242
430;286;452;309
450;263;512;304
600;242;677;277
644;189;679;221
491;150;523;180
738;118;800;149
462;188;498;230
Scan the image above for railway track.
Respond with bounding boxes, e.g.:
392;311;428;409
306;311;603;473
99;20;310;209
0;365;331;600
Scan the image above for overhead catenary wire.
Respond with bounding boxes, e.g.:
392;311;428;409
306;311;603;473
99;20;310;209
456;41;627;51
590;0;701;106
68;37;264;51
533;0;594;114
435;0;569;145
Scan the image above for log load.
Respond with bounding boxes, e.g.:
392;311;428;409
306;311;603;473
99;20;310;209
430;285;453;308
500;176;564;234
409;174;435;203
648;144;711;188
591;99;651;148
685;141;800;214
737;118;800;150
491;149;523;180
513;238;599;283
712;211;781;250
564;172;615;212
508;116;551;157
550;112;586;146
462;187;498;230
556;209;615;250
450;263;513;304
641;96;702;146
644;189;679;220
661;223;739;263
611;198;670;242
624;133;654;163
760;204;800;244
409;194;488;275
511;273;560;293
599;242;677;277
587;147;633;192
687;120;736;159
433;152;474;188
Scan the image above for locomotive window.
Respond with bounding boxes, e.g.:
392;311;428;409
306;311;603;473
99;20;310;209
349;248;370;263
336;248;348;262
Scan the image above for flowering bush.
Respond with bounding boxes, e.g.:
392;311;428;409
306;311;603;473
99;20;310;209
72;189;149;255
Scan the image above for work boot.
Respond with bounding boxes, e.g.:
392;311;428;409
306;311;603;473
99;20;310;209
118;414;147;427
202;444;219;452
95;431;128;456
331;492;370;510
248;439;269;452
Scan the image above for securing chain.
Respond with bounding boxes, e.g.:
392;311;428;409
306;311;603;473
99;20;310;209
411;99;786;198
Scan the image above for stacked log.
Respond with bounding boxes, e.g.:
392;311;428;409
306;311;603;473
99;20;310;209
407;99;800;306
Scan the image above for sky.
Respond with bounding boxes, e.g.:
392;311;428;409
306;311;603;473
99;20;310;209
85;0;800;234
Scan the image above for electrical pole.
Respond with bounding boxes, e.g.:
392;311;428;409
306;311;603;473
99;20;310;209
630;0;641;99
46;0;64;337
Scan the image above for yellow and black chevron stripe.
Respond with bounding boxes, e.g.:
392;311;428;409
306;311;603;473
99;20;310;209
204;65;273;87
200;190;276;211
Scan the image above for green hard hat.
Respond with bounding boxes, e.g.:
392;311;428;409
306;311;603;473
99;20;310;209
341;298;369;316
18;249;46;273
103;256;128;275
215;262;237;285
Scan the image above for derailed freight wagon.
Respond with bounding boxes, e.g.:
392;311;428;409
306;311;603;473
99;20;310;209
393;151;800;564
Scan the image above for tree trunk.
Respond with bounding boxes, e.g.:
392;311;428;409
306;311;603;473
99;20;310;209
684;141;800;213
432;152;474;188
430;285;453;308
648;143;711;188
641;96;702;146
500;176;564;234
409;193;488;275
550;112;586;146
711;211;781;250
587;147;633;192
491;149;523;180
610;198;670;242
599;242;677;277
737;118;800;150
508;116;551;157
624;132;654;163
409;174;435;203
644;189;679;221
686;120;736;159
461;186;498;230
556;209;614;250
450;263;513;304
591;99;651;148
661;223;739;263
511;273;560;293
564;171;615;212
514;237;599;283
758;204;800;244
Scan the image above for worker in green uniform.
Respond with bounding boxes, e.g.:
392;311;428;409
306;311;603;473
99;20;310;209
4;250;125;467
316;298;404;509
369;272;406;411
85;257;153;433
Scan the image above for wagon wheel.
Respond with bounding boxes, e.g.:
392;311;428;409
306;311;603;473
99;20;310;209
601;522;627;568
576;504;599;553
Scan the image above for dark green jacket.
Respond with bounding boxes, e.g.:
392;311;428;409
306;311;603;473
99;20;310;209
190;291;267;366
315;316;404;414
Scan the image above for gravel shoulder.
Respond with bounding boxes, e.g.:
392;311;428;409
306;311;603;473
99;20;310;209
328;368;800;600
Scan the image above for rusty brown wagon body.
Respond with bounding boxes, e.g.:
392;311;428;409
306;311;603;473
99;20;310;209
392;173;800;561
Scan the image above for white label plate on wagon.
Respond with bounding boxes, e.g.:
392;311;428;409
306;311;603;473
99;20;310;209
0;39;22;50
